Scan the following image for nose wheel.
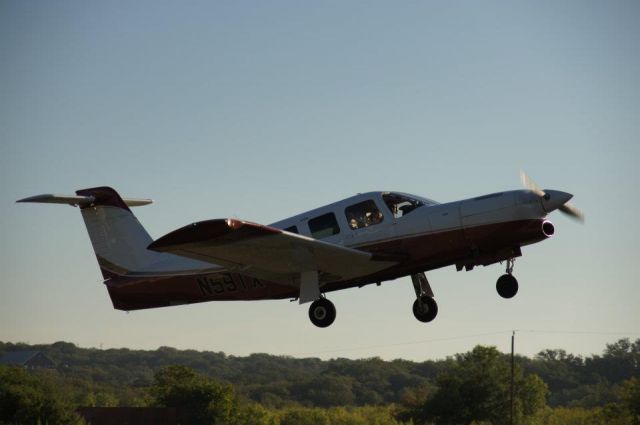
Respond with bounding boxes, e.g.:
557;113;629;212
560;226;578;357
496;258;519;299
411;273;438;323
413;296;438;322
308;297;336;328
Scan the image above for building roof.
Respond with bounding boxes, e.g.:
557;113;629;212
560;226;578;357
0;350;48;366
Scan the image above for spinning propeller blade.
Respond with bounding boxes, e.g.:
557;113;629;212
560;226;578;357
519;170;545;198
558;202;585;222
520;170;584;222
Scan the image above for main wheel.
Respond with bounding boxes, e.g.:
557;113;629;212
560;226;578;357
412;296;438;323
496;274;518;299
308;298;336;328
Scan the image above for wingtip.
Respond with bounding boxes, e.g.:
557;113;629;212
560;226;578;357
15;194;95;206
16;194;46;203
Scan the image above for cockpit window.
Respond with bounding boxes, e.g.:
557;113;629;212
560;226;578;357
383;192;425;219
345;200;384;230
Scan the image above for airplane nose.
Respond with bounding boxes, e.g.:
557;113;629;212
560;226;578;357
541;190;573;213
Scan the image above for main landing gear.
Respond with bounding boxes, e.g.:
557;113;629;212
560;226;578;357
306;259;518;327
308;297;336;328
496;258;519;299
411;272;438;323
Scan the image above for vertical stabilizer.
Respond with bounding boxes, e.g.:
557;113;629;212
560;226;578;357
75;187;162;277
18;187;215;278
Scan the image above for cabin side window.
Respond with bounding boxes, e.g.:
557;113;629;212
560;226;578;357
383;193;424;219
345;200;384;230
308;213;340;239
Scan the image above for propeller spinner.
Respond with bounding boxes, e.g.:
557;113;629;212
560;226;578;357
520;170;585;222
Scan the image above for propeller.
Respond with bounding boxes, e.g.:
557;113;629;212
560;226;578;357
520;170;585;222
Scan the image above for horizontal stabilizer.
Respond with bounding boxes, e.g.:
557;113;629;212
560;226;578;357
17;194;153;207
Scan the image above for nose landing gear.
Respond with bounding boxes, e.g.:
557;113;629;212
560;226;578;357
411;272;438;323
496;258;519;299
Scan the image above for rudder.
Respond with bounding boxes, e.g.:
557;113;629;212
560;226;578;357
18;187;213;279
76;187;162;277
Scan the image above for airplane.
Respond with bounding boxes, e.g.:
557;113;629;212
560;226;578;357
17;172;583;328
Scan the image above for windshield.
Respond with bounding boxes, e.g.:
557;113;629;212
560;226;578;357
382;192;436;218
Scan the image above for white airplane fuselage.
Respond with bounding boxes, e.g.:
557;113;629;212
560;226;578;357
101;189;568;310
18;184;576;326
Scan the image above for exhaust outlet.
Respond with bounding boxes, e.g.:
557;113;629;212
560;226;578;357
542;220;555;237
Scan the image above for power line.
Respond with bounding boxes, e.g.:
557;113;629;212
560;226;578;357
296;330;514;356
294;329;639;357
516;329;640;336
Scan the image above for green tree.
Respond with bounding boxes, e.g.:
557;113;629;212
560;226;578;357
0;366;84;425
279;407;330;425
150;365;238;424
408;345;548;425
234;402;279;425
586;338;640;385
293;374;356;407
618;377;640;425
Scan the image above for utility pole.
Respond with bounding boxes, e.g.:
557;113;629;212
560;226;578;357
511;330;515;425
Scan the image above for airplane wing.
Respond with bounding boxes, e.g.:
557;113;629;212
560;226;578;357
148;219;397;303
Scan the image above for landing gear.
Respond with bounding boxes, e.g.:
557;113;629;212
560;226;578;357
411;272;438;323
308;298;336;328
413;296;438;322
496;258;518;299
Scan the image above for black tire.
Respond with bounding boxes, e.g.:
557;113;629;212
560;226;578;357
308;298;336;328
412;297;438;323
496;274;519;299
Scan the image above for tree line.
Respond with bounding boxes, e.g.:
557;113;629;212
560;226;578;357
0;338;638;424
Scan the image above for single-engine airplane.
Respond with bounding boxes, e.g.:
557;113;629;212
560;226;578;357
17;172;582;327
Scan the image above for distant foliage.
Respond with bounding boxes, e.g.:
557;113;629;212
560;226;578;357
149;366;406;425
0;338;638;424
400;346;548;425
150;365;239;424
523;337;640;408
0;366;84;424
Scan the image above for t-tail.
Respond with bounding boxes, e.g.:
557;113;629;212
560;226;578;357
17;187;212;278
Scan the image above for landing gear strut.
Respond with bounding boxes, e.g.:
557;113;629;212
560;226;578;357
496;258;519;299
411;272;438;323
308;297;336;328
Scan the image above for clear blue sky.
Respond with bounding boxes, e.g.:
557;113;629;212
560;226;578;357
1;1;638;361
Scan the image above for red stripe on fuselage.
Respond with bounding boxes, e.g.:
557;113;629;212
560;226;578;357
106;272;296;311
